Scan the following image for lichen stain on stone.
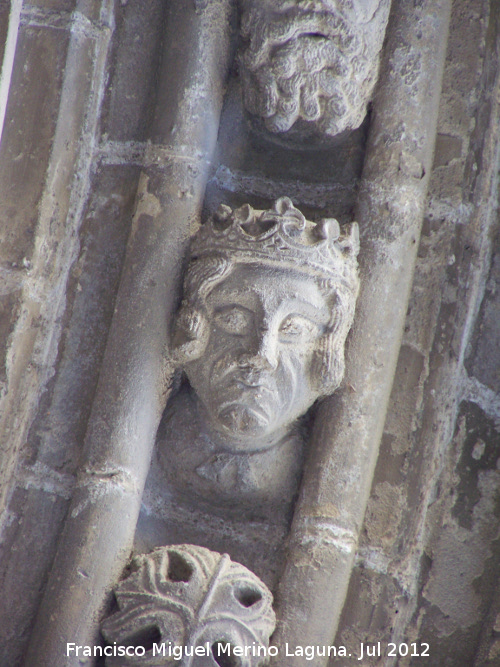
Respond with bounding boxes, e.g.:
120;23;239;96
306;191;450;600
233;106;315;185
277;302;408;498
399;151;425;179
364;481;405;549
423;468;500;632
391;45;422;89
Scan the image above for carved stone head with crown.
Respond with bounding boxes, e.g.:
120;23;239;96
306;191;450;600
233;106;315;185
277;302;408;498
172;198;359;452
239;0;390;138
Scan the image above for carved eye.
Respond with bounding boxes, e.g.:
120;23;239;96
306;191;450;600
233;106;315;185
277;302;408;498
214;307;252;335
279;314;318;341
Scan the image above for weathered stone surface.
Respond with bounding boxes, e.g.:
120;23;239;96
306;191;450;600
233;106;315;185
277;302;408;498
332;3;500;665
0;3;12;65
0;25;68;266
23;0;76;10
100;0;166;142
136;488;289;591
101;545;276;666
414;403;500;666
24;165;139;473
466;227;500;394
239;0;390;139
0;487;69;666
0;0;498;665
23;2;236;663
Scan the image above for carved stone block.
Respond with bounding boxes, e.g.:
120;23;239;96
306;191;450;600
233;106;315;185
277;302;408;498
101;545;276;665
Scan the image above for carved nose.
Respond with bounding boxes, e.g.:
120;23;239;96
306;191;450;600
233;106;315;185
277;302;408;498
238;328;278;370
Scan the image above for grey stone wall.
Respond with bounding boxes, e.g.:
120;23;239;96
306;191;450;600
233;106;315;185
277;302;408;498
0;0;498;665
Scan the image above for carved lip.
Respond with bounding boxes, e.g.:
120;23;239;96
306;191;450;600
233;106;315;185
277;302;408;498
232;376;276;395
235;378;273;389
217;383;276;417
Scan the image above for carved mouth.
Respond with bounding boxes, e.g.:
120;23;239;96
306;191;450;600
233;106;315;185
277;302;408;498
225;383;275;413
217;403;271;434
235;379;273;390
220;369;275;392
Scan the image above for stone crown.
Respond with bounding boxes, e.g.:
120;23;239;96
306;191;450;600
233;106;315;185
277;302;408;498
190;197;359;286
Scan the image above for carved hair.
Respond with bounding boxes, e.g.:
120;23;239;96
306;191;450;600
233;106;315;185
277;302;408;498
312;279;358;393
239;0;390;137
171;253;233;364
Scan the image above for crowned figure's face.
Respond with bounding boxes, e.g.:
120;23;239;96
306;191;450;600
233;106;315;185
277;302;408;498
174;197;359;453
183;262;331;451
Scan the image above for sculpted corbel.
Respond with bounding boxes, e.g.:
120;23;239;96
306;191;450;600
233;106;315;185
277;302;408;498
157;197;359;514
239;0;391;137
113;197;359;662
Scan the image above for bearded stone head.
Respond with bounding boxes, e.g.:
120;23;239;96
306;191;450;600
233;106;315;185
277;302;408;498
239;0;390;138
172;198;359;451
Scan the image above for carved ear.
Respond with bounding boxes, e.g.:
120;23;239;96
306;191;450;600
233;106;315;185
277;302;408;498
169;306;209;365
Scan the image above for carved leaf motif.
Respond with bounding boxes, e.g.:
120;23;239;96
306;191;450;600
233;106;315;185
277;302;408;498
101;545;276;666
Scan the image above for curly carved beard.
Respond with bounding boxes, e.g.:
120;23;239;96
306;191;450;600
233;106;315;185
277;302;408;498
239;0;389;137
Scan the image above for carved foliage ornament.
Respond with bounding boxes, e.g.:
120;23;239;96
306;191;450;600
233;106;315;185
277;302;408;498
101;545;276;666
239;0;391;137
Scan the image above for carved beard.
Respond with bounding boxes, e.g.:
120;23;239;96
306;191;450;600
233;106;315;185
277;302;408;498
239;0;388;136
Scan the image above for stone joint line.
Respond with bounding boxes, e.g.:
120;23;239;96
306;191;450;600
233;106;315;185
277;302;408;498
77;467;140;494
212;164;355;208
18;462;75;500
20;6;111;40
96;140;210;168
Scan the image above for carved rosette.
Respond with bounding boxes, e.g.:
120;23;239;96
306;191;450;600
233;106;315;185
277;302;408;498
239;0;390;138
101;545;276;666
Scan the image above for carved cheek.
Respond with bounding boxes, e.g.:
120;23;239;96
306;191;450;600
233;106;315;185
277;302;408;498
277;347;314;399
208;349;237;382
206;337;250;388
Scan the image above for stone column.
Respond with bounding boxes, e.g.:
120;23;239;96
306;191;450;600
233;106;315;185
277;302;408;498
272;1;452;662
24;2;234;665
0;0;22;145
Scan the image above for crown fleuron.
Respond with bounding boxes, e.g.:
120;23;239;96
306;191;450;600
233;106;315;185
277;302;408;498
190;197;359;288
